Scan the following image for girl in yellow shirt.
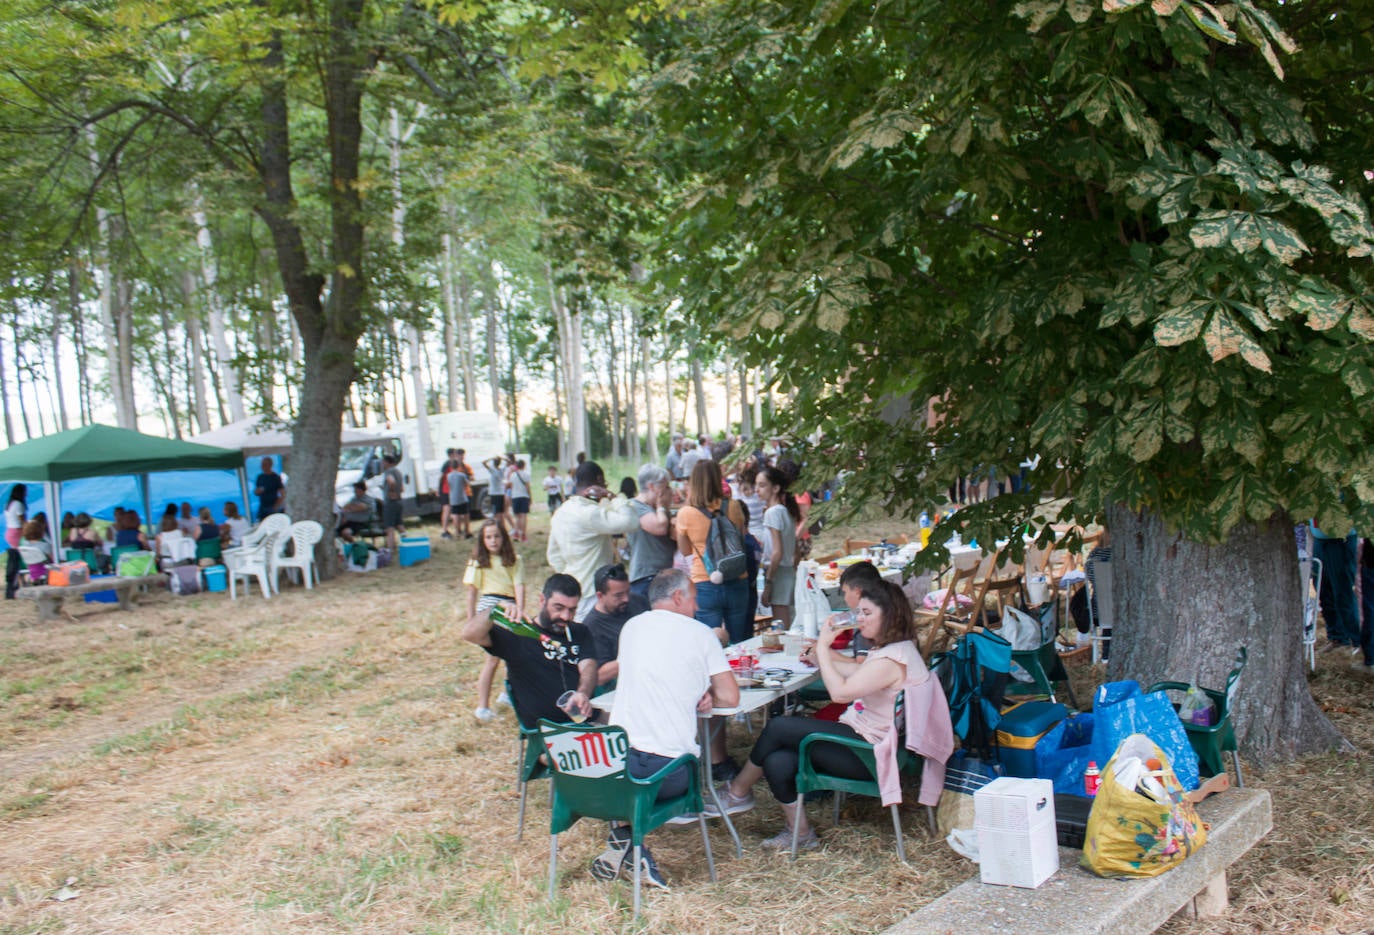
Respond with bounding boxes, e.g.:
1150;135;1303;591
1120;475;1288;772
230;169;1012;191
465;520;525;720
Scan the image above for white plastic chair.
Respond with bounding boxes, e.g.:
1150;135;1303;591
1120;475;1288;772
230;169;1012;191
274;520;323;590
17;544;50;585
157;530;197;568
224;516;290;601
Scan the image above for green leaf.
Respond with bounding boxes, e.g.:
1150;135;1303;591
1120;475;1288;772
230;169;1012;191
1342;362;1374;399
1013;0;1065;33
1154;300;1210;345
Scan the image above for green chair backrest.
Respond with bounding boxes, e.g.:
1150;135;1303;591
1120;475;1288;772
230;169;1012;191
537;719;699;842
195;538;223;561
541;720;629;779
65;548;100;573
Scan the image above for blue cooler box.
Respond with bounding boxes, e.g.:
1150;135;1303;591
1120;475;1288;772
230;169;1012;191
996;701;1069;778
202;565;227;592
398;536;431;567
83;574;120;604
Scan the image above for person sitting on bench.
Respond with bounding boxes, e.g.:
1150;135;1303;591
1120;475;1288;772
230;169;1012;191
338;481;376;543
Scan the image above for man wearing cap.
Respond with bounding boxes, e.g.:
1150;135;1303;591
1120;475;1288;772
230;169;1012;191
546;461;638;620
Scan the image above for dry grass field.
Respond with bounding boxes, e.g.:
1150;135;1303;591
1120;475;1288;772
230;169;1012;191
2;508;1372;934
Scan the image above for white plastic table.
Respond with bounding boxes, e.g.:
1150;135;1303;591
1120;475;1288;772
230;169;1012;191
591;641;820;857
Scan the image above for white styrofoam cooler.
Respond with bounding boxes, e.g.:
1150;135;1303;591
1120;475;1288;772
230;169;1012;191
975;777;1059;888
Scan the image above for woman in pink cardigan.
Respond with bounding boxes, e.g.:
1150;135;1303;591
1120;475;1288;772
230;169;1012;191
707;579;928;849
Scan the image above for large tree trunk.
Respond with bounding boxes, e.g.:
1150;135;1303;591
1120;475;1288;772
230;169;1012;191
256;7;370;580
1106;503;1348;770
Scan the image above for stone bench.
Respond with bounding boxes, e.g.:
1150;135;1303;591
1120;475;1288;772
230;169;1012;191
17;574;169;623
886;788;1272;935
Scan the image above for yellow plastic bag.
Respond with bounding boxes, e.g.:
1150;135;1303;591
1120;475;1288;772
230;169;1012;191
1081;733;1207;878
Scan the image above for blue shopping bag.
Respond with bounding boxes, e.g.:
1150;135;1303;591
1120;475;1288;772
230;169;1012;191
1091;685;1200;791
1035;710;1096;796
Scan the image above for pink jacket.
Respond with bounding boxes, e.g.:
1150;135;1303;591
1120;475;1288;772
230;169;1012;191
873;672;955;807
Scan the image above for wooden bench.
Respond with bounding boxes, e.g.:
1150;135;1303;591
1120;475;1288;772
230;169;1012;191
886;788;1272;935
17;574;169;623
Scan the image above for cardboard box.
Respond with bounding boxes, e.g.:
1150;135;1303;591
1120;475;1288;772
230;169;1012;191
398;536;431;567
975;777;1059;888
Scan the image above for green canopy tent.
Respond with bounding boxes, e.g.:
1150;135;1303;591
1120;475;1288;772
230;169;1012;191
0;424;249;559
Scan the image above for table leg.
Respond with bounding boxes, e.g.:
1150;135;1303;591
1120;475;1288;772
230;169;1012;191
700;716;743;858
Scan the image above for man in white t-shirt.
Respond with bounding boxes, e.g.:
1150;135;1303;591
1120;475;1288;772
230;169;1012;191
593;568;738;889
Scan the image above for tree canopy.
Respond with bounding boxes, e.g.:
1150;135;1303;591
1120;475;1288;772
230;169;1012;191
643;0;1374;551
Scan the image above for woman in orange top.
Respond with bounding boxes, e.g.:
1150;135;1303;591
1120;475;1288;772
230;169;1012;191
676;458;751;644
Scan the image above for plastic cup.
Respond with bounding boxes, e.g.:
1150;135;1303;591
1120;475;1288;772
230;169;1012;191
556;690;588;724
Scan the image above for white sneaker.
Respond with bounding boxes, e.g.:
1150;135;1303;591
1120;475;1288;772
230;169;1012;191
474;707;496;721
495;691;512;708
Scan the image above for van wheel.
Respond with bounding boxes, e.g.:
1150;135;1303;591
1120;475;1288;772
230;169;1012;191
477;491;492;517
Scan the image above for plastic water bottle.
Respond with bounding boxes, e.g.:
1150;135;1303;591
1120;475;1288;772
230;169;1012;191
1084;761;1101;797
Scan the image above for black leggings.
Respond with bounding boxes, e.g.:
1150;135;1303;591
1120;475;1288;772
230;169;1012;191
748;716;871;806
5;547;20;597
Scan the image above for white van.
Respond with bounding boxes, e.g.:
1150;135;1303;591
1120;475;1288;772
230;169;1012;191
335;411;513;517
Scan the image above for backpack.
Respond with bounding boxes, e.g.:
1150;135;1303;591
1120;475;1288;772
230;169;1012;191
702;505;748;580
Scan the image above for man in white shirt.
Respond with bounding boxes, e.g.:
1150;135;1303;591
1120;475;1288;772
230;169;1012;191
678;438;703;479
546;461;638;620
594;568;738;888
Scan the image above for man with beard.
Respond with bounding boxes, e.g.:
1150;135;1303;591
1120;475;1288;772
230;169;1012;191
461;573;598;729
583;564;651;686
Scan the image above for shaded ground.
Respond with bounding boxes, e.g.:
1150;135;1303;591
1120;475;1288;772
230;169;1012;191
1;510;1371;934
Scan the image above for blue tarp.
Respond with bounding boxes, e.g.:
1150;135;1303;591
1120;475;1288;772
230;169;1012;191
3;462;265;526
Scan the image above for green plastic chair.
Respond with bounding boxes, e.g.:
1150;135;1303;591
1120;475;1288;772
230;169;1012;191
1004;636;1077;707
793;690;936;862
1148;646;1247;787
538;719;714;917
195;538;223;562
516;722;548;841
65;547;100;573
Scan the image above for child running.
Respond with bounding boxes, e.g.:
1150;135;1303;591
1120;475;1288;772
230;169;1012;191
465;519;526;721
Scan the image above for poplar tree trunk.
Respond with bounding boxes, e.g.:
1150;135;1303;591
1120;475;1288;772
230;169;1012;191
738;359;752;439
691;351;708;436
441;228;460;412
0;322;11;445
640;327;658;463
192;190;245;422
549;266;586;459
49;288;68;431
1105;502;1348;769
182;271;211;433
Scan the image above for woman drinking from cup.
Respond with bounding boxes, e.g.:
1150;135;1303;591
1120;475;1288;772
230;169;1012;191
705;579;927;850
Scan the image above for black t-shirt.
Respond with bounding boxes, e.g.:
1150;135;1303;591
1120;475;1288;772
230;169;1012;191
484;620;597;729
255;471;284;513
582;595;652;667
